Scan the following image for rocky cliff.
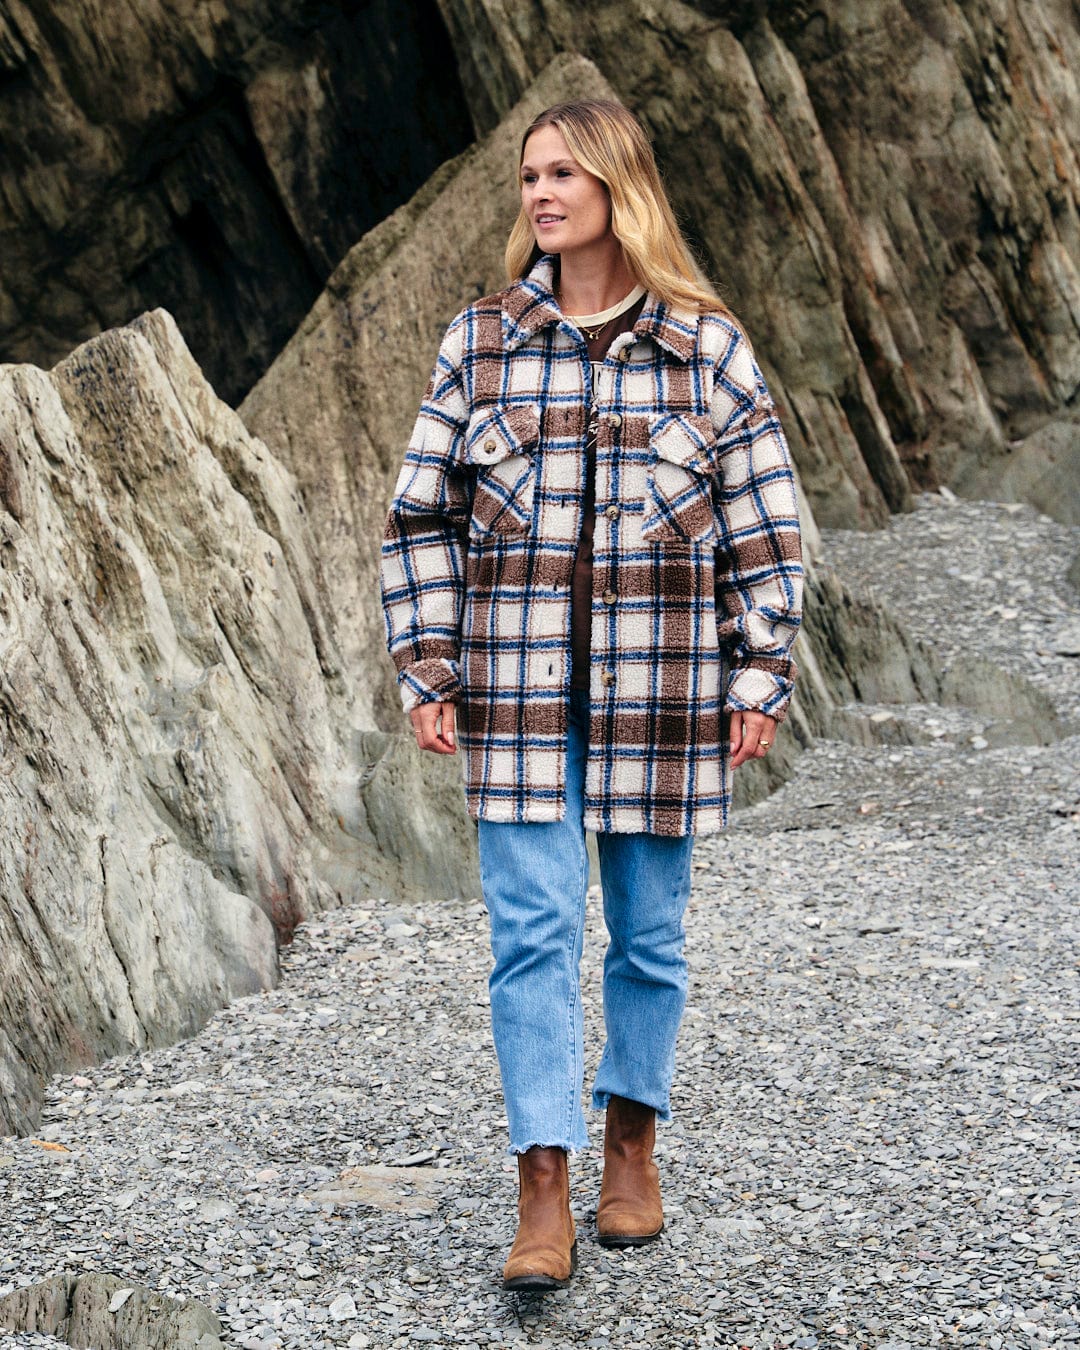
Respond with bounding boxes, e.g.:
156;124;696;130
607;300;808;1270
0;308;477;1136
5;1;1076;519
0;52;891;1137
435;0;1080;525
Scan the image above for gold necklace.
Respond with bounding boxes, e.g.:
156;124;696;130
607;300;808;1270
573;317;604;341
556;289;603;340
557;285;644;341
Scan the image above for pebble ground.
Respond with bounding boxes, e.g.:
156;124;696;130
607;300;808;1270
1;496;1077;1349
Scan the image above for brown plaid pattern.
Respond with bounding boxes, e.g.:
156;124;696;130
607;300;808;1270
380;255;803;835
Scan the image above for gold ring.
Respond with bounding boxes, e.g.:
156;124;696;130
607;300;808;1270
759;739;771;748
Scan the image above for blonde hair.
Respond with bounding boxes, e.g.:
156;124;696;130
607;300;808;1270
505;98;735;321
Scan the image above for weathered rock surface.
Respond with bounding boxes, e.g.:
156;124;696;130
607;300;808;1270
308;1163;463;1215
957;413;1080;523
0;309;477;1136
5;2;1076;520
0;1273;223;1348
0;0;472;403
436;0;1080;524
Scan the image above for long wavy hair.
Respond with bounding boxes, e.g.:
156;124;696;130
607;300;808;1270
505;98;735;320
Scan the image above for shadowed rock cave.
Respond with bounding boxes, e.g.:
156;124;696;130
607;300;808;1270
0;0;474;405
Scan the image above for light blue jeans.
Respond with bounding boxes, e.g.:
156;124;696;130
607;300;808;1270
477;688;695;1154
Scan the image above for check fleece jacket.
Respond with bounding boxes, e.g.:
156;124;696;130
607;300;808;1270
380;255;803;836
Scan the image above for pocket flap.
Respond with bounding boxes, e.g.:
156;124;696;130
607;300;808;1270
465;404;540;466
647;412;717;474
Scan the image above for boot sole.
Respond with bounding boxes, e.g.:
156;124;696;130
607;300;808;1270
597;1223;664;1249
503;1239;577;1291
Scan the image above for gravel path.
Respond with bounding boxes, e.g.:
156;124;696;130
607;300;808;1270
2;495;1078;1349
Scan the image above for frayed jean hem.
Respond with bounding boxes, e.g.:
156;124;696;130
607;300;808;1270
507;1136;589;1157
591;1088;673;1123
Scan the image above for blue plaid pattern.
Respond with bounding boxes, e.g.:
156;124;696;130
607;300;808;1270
380;255;803;835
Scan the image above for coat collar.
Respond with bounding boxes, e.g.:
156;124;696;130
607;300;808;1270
502;254;699;363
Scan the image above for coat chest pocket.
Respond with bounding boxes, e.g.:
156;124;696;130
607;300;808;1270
640;412;719;545
465;404;540;537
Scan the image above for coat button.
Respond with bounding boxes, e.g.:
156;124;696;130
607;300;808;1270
602;590;617;605
618;347;632;362
601;670;616;687
483;438;497;453
605;412;622;429
604;504;620;520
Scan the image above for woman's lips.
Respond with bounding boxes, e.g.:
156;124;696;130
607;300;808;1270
536;216;564;229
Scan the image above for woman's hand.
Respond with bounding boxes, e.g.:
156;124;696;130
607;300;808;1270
729;710;777;769
410;700;457;754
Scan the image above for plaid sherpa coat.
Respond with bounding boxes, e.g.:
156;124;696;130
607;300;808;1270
380;254;803;835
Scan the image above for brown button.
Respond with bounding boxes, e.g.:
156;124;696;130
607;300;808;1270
603;590;617;605
604;504;620;520
483;438;497;453
601;670;616;687
618;347;632;362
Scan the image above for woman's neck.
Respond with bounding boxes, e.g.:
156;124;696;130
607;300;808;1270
553;239;639;316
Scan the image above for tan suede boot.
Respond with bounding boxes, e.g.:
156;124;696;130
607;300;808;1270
502;1146;577;1291
596;1095;664;1247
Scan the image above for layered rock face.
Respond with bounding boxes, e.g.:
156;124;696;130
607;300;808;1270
436;0;1080;525
0;0;472;404
4;2;1075;519
0;1273;224;1348
0;309;476;1136
0;51;845;1135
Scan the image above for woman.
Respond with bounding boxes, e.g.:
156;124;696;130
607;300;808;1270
380;98;802;1291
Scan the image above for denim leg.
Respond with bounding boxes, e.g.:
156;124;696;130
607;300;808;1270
477;692;591;1154
590;829;695;1122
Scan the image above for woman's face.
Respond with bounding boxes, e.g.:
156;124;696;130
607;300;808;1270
520;124;612;257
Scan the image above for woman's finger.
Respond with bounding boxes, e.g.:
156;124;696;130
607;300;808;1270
410;703;438;751
729;711;776;767
441;702;456;750
751;713;777;759
410;701;457;754
729;711;752;768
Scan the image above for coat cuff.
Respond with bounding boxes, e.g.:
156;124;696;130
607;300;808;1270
724;661;796;725
397;656;463;714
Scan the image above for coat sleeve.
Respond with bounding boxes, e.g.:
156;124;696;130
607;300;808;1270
710;336;804;723
379;319;472;714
